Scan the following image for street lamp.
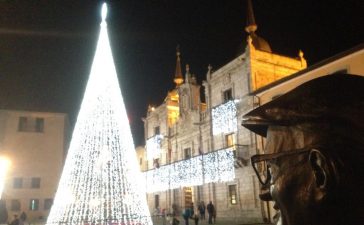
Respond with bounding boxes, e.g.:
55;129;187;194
0;156;11;199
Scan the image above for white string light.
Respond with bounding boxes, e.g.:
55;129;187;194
46;3;152;225
146;134;163;160
212;100;237;135
144;148;235;193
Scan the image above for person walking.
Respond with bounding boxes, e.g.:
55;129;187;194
198;202;205;220
206;201;214;224
182;207;191;225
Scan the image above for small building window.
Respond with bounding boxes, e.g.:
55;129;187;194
229;184;237;205
225;133;234;147
31;177;41;189
13;178;23;189
139;157;143;165
184;148;191;159
18;117;44;133
154;195;159;209
223;89;233;102
153;158;160;169
44;199;53;210
29;199;39;211
154;126;160;135
11;199;21;211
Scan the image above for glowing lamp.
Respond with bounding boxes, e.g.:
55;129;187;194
0;157;11;199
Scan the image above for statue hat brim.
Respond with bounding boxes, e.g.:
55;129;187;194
242;73;364;137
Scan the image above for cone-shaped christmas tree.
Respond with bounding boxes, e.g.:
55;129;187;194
46;4;152;225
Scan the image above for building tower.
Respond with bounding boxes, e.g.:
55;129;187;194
174;46;184;86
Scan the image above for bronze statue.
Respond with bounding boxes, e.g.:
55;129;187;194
242;74;364;225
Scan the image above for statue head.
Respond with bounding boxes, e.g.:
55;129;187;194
242;74;364;225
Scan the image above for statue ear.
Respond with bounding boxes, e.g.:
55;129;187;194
309;149;328;189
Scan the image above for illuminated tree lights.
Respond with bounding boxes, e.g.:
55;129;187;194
46;4;152;225
0;157;10;199
212;100;238;135
143;148;235;193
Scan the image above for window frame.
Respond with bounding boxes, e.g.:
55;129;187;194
11;199;21;211
18;116;45;133
223;88;233;102
184;148;192;159
225;133;235;147
13;177;23;189
31;177;41;189
44;198;53;210
29;199;39;211
228;184;238;205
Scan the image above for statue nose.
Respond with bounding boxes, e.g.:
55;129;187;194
259;186;273;201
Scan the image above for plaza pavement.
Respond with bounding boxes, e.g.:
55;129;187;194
151;216;271;225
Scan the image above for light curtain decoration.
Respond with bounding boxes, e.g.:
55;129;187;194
212;100;238;135
146;134;163;160
144;147;235;193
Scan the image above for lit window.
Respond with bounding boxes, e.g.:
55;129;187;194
18;117;44;133
11;199;21;211
229;184;237;205
225;133;234;147
29;199;39;211
44;199;53;210
223;89;233;102
13;178;23;189
31;177;41;189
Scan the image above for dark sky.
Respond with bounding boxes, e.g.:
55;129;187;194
0;0;363;146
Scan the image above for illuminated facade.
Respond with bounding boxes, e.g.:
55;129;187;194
141;1;307;223
0;110;68;223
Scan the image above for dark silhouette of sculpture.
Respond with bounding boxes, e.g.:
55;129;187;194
242;74;364;225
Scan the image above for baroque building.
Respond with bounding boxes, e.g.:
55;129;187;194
140;1;307;223
0;110;68;223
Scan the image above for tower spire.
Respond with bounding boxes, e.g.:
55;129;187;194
174;45;184;86
245;0;257;34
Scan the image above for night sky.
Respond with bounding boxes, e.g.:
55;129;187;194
0;0;363;146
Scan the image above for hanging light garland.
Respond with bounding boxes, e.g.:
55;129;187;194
144;147;235;193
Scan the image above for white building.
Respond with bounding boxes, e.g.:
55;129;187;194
0;110;68;224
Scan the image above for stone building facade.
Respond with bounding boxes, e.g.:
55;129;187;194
0;110;68;224
140;2;307;223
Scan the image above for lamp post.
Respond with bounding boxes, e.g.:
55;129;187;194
0;156;11;199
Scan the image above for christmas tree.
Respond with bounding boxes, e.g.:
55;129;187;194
46;4;152;225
